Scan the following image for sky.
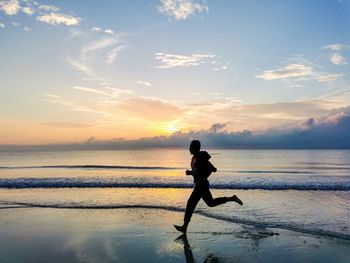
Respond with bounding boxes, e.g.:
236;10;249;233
0;0;349;147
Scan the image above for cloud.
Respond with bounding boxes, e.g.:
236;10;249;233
81;38;118;56
256;63;342;82
317;73;343;82
37;12;81;26
73;85;132;97
23;26;31;32
67;37;125;79
208;122;229;133
38;4;60;12
213;63;229;71
73;86;111;96
0;22;4;28
330;53;348;65
322;44;348;65
155;52;216;68
137;80;152;87
42;93;107;115
66;28;87;39
118;97;184;121
315;88;350;109
158;0;208;20
180;98;338;135
50;89;182;123
91;26;115;35
28;86;350;149
256;64;312;80
182;109;350;149
104;28;114;35
42;94;74;107
0;0;20;15
106;45;125;64
322;44;348;51
91;26;102;32
105;105;350;149
44;87;182;126
44;94;61;99
10;107;350;150
67;58;94;78
41;122;93;129
22;6;34;16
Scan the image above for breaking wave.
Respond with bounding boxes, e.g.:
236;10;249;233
0;178;349;191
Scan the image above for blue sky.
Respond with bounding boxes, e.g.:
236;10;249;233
0;0;349;145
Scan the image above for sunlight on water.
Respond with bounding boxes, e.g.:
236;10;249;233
0;149;350;240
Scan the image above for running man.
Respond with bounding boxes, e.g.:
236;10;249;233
174;140;243;233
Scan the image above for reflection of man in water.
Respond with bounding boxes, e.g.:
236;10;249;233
174;140;243;233
175;234;224;263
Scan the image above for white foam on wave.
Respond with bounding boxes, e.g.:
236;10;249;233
0;177;349;190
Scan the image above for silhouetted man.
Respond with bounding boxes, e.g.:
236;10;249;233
174;140;243;233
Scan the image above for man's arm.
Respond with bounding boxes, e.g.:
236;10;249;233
208;162;217;173
186;170;193;175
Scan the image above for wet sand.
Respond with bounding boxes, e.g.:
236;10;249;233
0;206;349;263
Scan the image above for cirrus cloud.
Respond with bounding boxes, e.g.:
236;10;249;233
155;52;216;68
67;36;126;80
137;80;152;87
322;43;348;51
256;63;342;82
41;122;93;129
256;64;312;80
106;45;125;64
317;73;343;82
118;97;184;121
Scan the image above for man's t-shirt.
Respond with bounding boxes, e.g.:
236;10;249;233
191;151;216;183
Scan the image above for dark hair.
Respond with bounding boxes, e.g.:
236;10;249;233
190;140;201;149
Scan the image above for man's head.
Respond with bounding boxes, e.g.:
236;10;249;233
189;140;201;155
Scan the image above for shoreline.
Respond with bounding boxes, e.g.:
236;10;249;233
1;206;350;262
1;201;350;242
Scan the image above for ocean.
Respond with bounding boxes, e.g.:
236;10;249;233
0;149;349;241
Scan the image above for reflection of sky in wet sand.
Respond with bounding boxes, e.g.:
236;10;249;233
1;188;349;237
0;208;349;263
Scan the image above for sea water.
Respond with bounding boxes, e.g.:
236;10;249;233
0;149;349;240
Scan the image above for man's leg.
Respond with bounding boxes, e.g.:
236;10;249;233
174;187;201;233
201;182;243;207
201;186;227;207
184;188;202;223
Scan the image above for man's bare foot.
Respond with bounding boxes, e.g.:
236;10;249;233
230;195;243;206
174;224;187;233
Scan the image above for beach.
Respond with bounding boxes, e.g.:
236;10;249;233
0;149;350;262
0;204;349;263
1;0;349;261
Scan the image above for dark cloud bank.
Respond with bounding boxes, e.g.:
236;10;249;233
2;107;350;151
